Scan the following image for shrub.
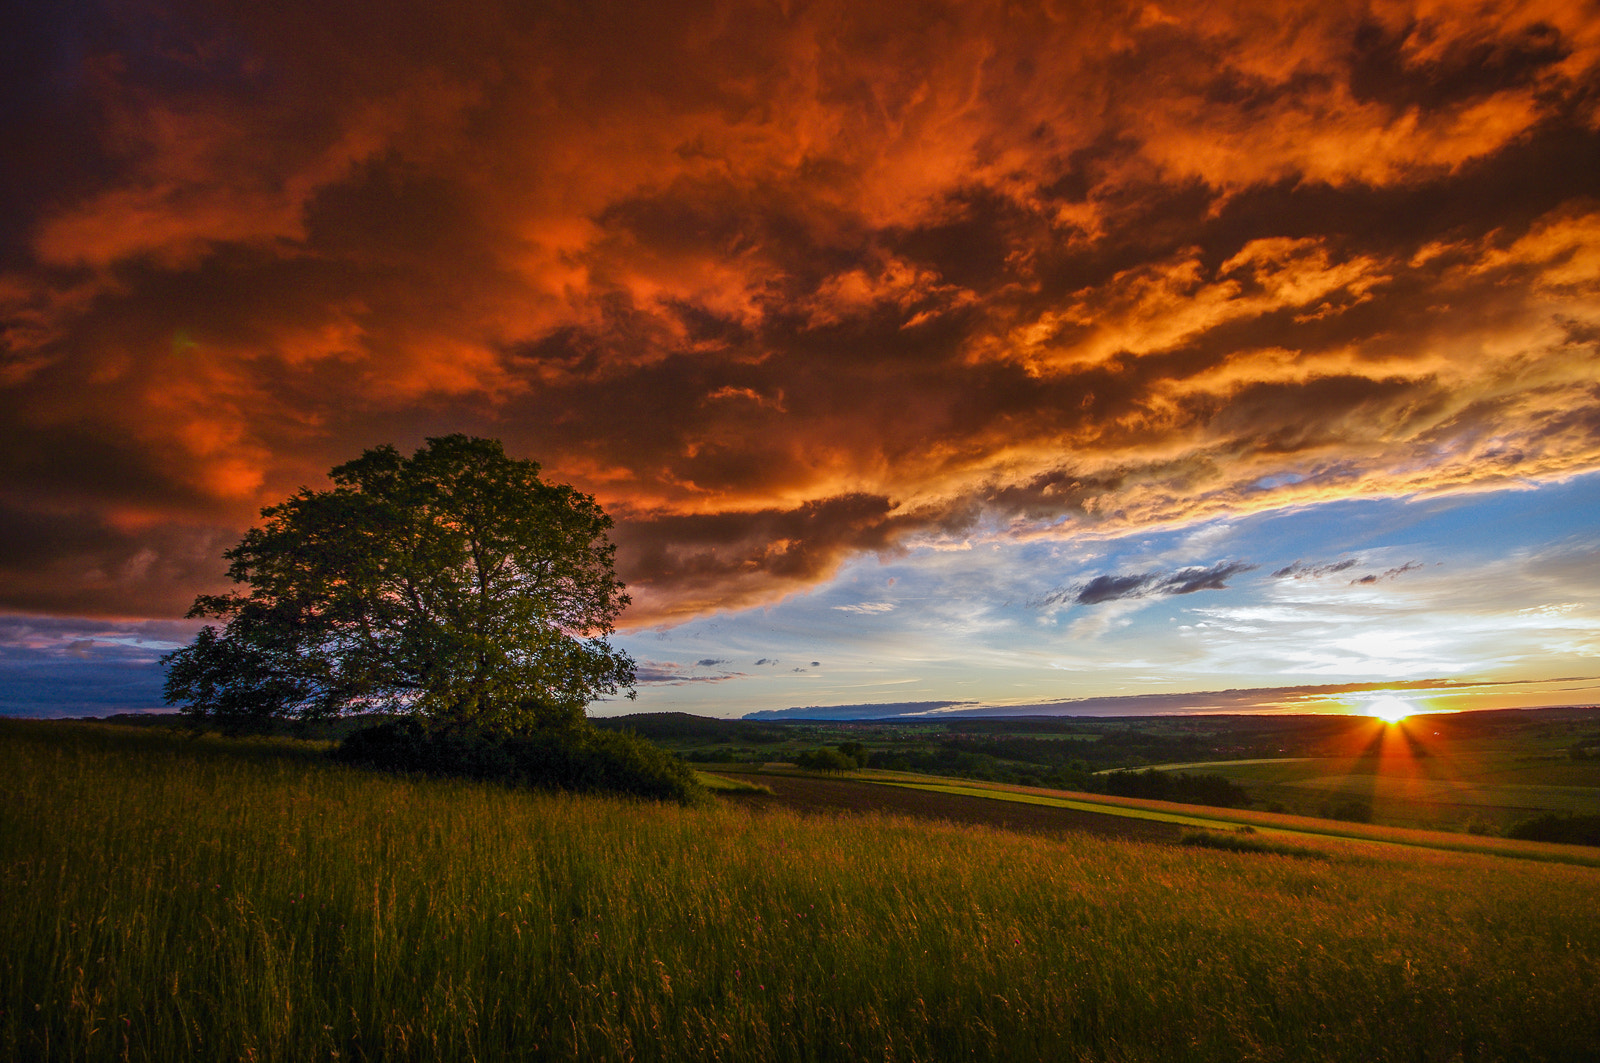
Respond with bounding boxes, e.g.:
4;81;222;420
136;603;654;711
332;718;705;804
795;748;857;773
1091;769;1253;808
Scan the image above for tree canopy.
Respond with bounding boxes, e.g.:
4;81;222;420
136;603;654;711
163;435;636;732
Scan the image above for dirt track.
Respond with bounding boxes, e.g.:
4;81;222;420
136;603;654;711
724;772;1182;844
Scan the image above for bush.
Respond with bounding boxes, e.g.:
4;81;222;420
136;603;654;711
1090;769;1253;808
1505;813;1600;847
331;718;705;804
795;748;857;773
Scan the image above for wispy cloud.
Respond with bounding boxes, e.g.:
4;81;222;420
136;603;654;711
1273;559;1362;580
1035;561;1258;609
632;660;742;686
1352;561;1426;585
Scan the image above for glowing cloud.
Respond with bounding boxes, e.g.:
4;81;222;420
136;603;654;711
1;0;1597;635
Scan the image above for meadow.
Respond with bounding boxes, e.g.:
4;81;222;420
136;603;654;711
603;707;1600;833
4;720;1599;1062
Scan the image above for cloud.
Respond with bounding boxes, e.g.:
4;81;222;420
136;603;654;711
1036;561;1258;608
1352;561;1426;585
632;660;741;686
0;614;199;716
1273;559;1362;579
2;0;1598;628
1074;574;1161;607
751;676;1600;720
1163;563;1259;596
745;700;975;721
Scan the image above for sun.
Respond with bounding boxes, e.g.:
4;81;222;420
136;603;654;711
1367;695;1413;725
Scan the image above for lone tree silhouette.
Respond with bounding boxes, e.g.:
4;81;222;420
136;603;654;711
164;435;635;732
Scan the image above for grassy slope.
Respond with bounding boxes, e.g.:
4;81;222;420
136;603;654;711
4;721;1599;1062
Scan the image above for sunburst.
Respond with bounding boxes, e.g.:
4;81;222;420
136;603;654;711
1368;694;1414;725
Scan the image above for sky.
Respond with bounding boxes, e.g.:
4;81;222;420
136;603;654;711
2;0;1598;720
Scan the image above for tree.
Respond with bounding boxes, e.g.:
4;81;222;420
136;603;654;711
163;435;636;732
795;748;857;773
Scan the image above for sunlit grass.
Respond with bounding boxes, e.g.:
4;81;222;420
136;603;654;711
4;721;1599;1061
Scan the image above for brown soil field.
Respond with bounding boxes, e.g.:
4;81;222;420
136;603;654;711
724;772;1182;844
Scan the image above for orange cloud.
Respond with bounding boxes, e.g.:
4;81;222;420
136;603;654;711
2;0;1597;626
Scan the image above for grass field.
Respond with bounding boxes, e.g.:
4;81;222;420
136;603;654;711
4;720;1599;1061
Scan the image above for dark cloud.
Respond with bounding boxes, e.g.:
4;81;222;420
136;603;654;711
1348;18;1569;113
1163;563;1259;596
694;658;727;668
632;660;740;685
1036;561;1258;609
1075;574;1160;607
1352;561;1425;585
1273;558;1362;579
2;0;1597;627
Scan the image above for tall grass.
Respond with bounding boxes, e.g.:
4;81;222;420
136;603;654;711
3;721;1598;1061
